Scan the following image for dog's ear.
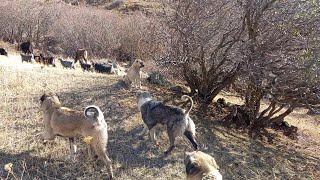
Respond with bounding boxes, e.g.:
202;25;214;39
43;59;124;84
142;91;151;98
184;151;191;159
185;160;200;175
140;61;144;68
136;91;141;98
40;94;48;102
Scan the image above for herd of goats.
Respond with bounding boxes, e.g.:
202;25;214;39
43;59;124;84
0;42;120;74
1;41;224;180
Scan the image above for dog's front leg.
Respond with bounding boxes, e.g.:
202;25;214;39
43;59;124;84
134;79;137;88
149;128;158;145
139;124;149;136
68;137;77;160
42;125;55;141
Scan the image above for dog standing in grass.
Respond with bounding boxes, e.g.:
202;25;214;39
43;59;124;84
40;93;113;179
184;151;222;180
136;91;198;155
124;59;145;88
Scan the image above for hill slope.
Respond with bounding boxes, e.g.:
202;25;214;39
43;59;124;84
0;55;319;179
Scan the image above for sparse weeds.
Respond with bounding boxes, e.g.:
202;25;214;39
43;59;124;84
0;60;319;179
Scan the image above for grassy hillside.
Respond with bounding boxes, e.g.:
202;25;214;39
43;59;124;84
0;53;319;179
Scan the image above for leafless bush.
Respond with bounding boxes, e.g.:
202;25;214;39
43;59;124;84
227;0;320;137
0;0;161;60
159;0;244;103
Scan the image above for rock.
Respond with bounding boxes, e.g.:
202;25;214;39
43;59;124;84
169;84;191;94
147;71;166;85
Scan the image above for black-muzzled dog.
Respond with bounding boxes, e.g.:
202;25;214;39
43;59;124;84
136;91;198;155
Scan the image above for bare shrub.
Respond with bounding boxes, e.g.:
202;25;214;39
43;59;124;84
159;0;244;103
0;0;161;61
226;0;320;138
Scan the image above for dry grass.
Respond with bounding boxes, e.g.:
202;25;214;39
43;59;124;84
0;54;319;180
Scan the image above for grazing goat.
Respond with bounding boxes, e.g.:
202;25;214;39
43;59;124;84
21;53;33;63
94;63;113;74
75;49;88;63
33;51;42;63
59;58;75;69
40;53;55;67
79;60;93;72
19;42;33;54
0;48;8;56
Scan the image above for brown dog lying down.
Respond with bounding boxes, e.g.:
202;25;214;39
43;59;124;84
185;151;222;180
40;93;113;179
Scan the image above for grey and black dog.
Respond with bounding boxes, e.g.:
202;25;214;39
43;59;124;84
136;91;198;155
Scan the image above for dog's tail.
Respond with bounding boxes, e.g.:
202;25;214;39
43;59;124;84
181;95;193;115
84;105;105;124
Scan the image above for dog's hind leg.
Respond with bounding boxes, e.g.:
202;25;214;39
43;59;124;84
164;129;177;155
184;118;198;150
184;130;198;150
68;137;77;160
94;145;113;179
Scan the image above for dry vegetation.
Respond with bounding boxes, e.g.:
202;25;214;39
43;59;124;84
1;0;320;179
1;49;320;179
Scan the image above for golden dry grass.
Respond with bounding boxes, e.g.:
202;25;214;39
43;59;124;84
0;53;319;180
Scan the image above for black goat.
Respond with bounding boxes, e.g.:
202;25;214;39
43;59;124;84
19;42;33;54
79;60;93;72
40;53;55;67
94;63;113;74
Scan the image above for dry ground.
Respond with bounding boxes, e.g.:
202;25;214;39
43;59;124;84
0;54;319;180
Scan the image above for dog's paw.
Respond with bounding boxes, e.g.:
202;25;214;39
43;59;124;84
138;136;145;140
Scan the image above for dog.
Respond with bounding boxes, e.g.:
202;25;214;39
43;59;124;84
136;91;198;154
124;59;144;88
59;58;75;69
184;151;222;180
40;93;113;179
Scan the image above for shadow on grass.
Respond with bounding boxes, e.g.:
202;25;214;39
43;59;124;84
197;119;320;180
0;150;70;180
6;80;319;180
108;127;177;171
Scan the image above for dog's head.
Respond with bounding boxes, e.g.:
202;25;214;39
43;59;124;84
136;91;153;110
40;92;61;109
184;151;220;179
132;59;144;68
136;91;151;100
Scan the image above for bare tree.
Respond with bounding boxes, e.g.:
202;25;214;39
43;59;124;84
160;0;244;103
228;0;320;137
